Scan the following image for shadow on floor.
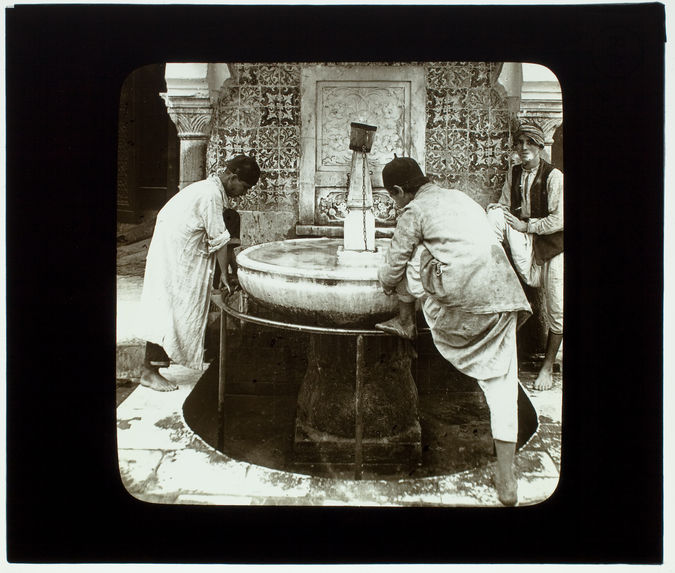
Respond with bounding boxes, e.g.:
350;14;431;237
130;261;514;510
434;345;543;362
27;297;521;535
183;361;538;482
116;378;140;407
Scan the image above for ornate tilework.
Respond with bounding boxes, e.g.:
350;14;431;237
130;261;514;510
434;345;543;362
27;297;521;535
445;146;470;172
236;65;258;85
465;87;492;109
425;150;446;177
423;61;511;203
425;128;446;152
261;87;298;127
217;106;239;127
240;86;262;105
278;148;298;171
469;132;494;170
257;127;278;150
256;64;279;86
206;64;303;212
467;109;489;132
470;62;491;88
279;126;299;148
425;65;446;90
239;105;263;127
258;149;280;171
206;62;513;216
448;107;468;130
489;109;510;134
426;89;445;130
278;65;300;86
445;65;472;89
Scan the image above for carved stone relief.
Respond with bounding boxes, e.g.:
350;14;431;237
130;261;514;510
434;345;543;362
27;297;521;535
171;110;213;139
299;65;426;232
318;190;398;225
318;85;406;167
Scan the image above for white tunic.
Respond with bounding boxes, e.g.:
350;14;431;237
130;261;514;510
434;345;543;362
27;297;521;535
137;175;231;369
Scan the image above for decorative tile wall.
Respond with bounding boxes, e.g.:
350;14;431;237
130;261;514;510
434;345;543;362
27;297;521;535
207;63;301;212
423;61;511;207
206;61;511;217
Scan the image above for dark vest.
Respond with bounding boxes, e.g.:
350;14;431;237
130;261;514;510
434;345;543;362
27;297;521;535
510;159;564;262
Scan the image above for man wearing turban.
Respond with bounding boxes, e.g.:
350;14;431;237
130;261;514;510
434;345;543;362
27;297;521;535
376;156;533;506
137;155;260;391
487;123;564;392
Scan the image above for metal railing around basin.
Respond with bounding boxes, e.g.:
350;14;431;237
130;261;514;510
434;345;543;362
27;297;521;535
210;290;427;480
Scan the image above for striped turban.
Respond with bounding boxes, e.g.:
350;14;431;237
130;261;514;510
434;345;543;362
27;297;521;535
514;124;545;148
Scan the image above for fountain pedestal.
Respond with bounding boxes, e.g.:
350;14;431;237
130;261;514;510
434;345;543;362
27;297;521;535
293;334;422;473
235;238;423;475
235;122;422;475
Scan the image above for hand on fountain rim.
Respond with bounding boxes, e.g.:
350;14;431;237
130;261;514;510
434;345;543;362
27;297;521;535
220;275;241;296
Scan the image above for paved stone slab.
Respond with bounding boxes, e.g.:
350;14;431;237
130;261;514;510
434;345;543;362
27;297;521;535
177;493;254;505
517;450;560;478
534;432;562;470
118;449;164;496
521;371;563;425
146;447;312;500
116;350;562;507
117;366;202;450
518;476;560;506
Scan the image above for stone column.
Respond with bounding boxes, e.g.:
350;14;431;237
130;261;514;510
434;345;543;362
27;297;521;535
497;62;563;160
518;63;563;158
165;101;213;189
161;63;232;190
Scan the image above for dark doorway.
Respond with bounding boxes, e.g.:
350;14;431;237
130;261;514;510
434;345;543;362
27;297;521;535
117;64;179;223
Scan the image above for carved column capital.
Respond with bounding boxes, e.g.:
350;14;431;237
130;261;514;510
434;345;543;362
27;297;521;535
496;62;523;117
161;63;232;189
517;63;563;146
162;96;214;140
498;63;563;159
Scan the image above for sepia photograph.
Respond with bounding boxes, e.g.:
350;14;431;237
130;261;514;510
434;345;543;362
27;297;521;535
6;1;666;566
116;60;564;508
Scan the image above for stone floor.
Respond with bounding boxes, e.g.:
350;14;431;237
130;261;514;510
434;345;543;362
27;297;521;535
116;236;562;507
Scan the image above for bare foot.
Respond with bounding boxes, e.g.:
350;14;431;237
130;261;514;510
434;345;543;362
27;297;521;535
140;367;178;392
374;316;417;340
493;470;518;507
533;364;554;391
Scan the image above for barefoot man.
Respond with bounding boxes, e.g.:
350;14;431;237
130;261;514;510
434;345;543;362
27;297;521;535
375;156;532;506
137;155;260;391
486;123;564;391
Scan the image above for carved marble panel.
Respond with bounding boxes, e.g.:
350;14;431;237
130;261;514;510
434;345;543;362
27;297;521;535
317;84;407;168
299;65;426;229
317;190;398;225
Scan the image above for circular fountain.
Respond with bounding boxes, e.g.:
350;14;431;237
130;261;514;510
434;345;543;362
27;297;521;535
236;237;396;327
235;124;423;474
238;122;394;327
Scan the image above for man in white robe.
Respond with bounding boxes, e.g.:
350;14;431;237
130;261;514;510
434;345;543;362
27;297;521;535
137;155;260;392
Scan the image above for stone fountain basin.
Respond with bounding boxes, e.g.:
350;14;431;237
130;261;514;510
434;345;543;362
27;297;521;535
236;237;398;327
